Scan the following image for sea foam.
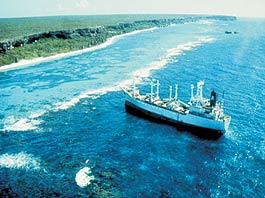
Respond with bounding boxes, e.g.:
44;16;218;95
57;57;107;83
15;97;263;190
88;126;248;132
2;116;42;132
133;36;215;78
198;20;214;25
54;86;119;111
0;152;41;171
0;86;119;132
75;167;95;188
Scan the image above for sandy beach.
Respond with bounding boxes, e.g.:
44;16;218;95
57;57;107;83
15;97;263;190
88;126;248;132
0;27;157;72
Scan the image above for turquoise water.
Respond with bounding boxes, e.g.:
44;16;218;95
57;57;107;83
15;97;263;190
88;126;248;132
0;18;264;197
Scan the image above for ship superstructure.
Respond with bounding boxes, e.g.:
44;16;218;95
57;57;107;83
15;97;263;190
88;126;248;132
123;79;231;134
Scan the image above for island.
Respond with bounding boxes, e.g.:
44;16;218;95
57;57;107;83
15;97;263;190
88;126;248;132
0;15;236;67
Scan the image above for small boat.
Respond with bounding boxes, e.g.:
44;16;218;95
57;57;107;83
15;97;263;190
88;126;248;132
123;79;231;136
225;31;238;34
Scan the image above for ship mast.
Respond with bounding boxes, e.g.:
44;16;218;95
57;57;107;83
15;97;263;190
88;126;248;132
150;80;154;103
169;85;172;100
133;80;136;97
196;81;204;101
175;84;178;100
221;91;224;109
149;79;160;102
156;80;160;99
190;84;194;101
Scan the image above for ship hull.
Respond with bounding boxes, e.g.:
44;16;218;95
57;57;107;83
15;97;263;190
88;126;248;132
125;95;227;138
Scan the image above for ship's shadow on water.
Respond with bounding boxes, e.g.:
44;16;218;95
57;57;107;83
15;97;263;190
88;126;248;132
125;104;223;141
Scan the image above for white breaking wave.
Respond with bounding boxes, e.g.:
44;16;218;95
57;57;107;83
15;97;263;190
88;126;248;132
75;166;95;188
197;36;215;43
133;36;215;78
0;152;41;171
198;20;215;25
2;115;43;132
54;86;119;111
1;87;119;132
133;59;168;78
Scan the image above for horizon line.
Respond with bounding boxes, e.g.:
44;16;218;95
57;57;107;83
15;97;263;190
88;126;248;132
0;13;243;20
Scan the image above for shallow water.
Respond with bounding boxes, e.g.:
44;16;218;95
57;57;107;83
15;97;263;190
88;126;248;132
0;18;265;197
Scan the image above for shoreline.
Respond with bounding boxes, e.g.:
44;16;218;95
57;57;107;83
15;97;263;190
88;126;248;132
0;27;157;72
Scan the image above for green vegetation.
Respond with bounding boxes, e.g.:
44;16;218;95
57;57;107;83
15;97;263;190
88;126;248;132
0;14;193;41
0;15;236;66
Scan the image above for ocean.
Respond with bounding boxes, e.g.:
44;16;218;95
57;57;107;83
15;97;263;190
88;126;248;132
0;18;264;197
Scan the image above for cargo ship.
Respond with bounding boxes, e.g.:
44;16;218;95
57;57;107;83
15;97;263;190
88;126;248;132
123;79;231;135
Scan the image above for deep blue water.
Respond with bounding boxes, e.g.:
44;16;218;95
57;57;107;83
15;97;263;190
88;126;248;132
0;18;265;197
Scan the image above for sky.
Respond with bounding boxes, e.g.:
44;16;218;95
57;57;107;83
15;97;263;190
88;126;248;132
0;0;264;18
